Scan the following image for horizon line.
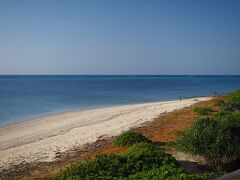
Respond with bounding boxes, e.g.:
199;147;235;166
0;74;240;76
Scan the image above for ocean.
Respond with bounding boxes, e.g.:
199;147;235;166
0;75;240;127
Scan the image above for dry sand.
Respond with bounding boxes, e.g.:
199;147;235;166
0;97;211;171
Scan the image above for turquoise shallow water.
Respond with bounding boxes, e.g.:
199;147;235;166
0;75;240;127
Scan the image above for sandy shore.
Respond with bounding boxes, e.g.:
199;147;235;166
0;97;211;171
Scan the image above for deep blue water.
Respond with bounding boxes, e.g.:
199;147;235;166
0;75;240;127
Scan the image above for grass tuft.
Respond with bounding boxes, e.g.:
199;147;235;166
193;107;213;116
115;131;151;147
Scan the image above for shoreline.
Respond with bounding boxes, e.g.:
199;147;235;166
0;96;209;128
0;97;212;172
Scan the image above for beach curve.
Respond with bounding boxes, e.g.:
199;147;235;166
0;97;212;171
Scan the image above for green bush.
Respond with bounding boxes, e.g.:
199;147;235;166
54;144;211;180
177;90;240;169
54;143;175;179
56;154;124;179
122;143;178;173
221;90;240;112
127;166;213;180
228;90;240;101
115;131;151;147
193;107;213;116
176;113;240;164
222;100;240;112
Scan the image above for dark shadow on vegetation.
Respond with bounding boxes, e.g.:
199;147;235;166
177;160;209;174
151;141;167;147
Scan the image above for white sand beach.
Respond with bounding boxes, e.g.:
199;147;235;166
0;97;211;171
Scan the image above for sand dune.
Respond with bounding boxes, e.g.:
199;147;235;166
0;97;211;171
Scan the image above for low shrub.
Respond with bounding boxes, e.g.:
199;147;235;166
222;101;240;112
115;131;151;147
122;143;178;173
221;90;240;112
54;144;174;179
56;154;124;179
127;166;214;180
54;143;211;179
177;90;240;170
228;90;240;102
176;113;240;165
193;107;213;116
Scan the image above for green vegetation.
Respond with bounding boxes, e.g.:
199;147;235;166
127;166;213;180
176;114;240;162
54;143;213;180
54;90;240;179
115;131;151;147
193;107;213;116
221;90;240;112
177;90;240;167
214;99;225;107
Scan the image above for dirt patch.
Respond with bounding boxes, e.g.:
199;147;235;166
137;107;197;143
138;96;224;143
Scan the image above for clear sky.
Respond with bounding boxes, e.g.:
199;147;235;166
0;0;240;75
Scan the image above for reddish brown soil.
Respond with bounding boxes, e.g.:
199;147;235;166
137;97;223;143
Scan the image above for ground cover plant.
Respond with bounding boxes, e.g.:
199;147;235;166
54;143;213;180
221;90;240;112
193;107;213;116
176;114;240;162
115;131;151;147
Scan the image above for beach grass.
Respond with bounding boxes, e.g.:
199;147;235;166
176;90;240;172
114;131;151;147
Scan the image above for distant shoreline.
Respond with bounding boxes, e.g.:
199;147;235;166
0;96;212;172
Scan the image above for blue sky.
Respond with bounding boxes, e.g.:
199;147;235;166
0;0;240;75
